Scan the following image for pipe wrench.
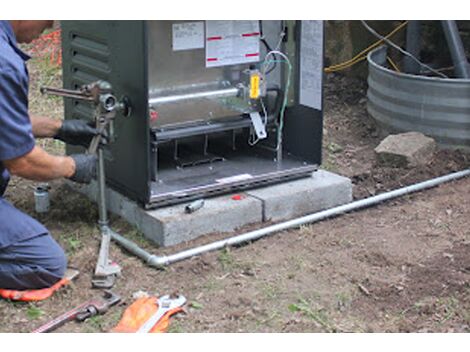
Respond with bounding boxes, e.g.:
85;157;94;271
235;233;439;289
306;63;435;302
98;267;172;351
32;290;121;333
136;294;186;333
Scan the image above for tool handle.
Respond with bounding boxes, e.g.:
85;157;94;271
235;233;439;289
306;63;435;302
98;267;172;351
32;303;90;333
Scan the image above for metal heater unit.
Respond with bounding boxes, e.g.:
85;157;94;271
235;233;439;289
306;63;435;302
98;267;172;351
61;21;324;209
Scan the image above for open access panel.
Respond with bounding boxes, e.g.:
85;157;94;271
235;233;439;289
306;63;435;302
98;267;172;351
62;21;324;209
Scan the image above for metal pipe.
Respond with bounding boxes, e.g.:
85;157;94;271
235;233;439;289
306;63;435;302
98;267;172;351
97;148;108;228
441;21;470;78
404;21;421;74
149;87;239;106
110;169;470;268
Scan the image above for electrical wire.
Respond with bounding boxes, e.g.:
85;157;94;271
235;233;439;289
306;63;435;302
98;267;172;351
261;52;292;152
324;21;408;73
360;20;448;78
259;21;287;75
387;56;401;72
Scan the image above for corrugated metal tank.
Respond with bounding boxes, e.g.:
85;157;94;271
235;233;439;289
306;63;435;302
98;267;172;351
367;46;470;151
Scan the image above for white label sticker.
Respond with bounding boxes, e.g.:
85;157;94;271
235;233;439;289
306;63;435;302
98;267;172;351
172;22;205;51
205;20;260;68
299;21;324;110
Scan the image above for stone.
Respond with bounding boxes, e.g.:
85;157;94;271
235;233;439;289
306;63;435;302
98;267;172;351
374;132;436;167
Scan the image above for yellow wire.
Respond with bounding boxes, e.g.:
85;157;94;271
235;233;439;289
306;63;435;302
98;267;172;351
386;56;401;72
325;21;408;73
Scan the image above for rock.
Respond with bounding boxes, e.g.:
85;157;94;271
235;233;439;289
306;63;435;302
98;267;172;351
374;132;436;167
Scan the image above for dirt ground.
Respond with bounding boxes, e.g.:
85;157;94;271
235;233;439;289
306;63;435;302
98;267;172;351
0;53;470;333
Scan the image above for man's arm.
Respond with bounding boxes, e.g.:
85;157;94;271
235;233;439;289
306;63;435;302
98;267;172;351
3;145;75;181
30;115;62;138
31;115;100;147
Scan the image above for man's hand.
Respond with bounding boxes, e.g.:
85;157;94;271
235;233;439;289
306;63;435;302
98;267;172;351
55;120;99;147
69;154;97;184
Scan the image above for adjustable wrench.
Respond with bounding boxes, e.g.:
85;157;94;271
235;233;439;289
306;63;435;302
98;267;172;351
32;290;121;333
136;295;186;333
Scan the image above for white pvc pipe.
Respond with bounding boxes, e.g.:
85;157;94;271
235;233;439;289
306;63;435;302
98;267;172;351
110;169;470;268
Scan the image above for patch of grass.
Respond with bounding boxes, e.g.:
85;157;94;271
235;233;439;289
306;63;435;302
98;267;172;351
86;315;105;331
335;291;352;312
439;297;459;324
62;233;83;255
261;282;280;300
327;142;344;154
121;227;153;249
288;298;335;332
257;310;282;328
321;157;339;173
218;248;235;271
26;305;44;320
202;276;223;292
167;320;184;333
190;301;204;310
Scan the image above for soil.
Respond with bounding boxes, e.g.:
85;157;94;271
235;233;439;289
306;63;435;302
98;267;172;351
1;59;469;333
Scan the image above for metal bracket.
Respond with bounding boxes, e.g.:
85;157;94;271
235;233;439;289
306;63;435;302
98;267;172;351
249;111;267;140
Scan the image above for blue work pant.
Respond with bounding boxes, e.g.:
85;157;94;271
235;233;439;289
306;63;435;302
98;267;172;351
0;199;67;290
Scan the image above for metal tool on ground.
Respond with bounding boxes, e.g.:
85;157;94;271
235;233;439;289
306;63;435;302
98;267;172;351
32;290;121;333
136;294;186;333
41;81;131;288
184;199;205;214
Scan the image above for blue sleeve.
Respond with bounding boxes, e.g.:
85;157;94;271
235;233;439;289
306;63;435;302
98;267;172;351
0;67;35;161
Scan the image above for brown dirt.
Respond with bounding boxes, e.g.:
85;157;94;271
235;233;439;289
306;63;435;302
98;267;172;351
0;61;469;333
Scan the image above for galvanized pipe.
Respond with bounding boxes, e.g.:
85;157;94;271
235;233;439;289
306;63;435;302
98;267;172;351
149;87;240;106
97;148;108;228
404;21;421;74
110;169;470;268
441;21;470;78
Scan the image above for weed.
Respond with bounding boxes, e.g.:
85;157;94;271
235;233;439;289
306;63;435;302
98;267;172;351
86;315;105;331
218;248;235;271
58;231;84;256
327;142;344;154
122;227;153;249
167;320;184;333
202;276;222;291
190;301;204;310
288;298;335;332
261;282;280;300
26;305;44;320
321;157;338;173
440;297;459;324
336;291;352;311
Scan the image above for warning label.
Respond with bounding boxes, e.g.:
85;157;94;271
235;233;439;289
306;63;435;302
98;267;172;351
172;22;205;51
205;21;261;68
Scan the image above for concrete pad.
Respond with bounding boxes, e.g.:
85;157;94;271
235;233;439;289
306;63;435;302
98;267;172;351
247;170;353;222
71;169;352;247
73;180;263;247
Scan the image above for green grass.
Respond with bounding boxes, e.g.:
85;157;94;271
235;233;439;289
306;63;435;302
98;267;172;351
26;305;44;320
288;298;336;332
190;301;204;310
167;320;184;333
218;248;235;271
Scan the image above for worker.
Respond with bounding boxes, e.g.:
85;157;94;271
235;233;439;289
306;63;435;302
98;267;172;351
0;21;98;290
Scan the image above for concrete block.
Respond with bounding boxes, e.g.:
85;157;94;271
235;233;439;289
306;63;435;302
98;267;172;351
375;132;436;167
247;170;352;222
144;195;263;247
70;169;352;247
72;181;263;247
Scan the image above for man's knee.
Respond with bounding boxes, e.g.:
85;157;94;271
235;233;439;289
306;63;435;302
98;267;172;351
0;233;67;290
